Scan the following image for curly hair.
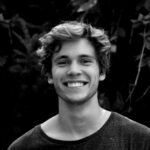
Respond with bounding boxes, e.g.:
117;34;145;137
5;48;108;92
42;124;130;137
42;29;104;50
36;21;111;78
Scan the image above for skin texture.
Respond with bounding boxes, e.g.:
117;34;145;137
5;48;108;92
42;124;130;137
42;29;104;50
51;38;101;105
42;38;111;141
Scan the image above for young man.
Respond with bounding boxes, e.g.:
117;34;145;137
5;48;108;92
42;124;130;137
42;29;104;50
8;21;150;150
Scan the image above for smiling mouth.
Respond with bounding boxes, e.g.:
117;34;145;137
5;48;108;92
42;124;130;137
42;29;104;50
63;81;88;87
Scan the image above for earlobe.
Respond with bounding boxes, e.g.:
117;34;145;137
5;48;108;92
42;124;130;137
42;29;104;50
48;78;53;84
99;74;106;81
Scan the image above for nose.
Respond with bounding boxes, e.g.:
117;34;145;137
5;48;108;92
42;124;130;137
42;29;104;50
67;61;82;76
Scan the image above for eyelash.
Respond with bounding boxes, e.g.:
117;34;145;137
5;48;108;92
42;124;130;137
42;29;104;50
56;59;93;66
80;59;92;65
81;58;92;62
57;60;69;66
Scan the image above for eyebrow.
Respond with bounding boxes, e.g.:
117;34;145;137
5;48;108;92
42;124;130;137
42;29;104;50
54;54;96;62
79;55;96;59
53;55;68;62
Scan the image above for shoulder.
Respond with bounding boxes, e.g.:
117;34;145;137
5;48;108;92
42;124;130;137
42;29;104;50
112;112;150;138
7;125;40;150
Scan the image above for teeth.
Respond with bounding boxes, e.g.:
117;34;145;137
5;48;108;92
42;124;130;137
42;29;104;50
67;82;84;87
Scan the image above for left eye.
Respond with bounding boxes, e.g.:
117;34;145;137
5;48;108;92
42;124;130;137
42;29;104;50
58;61;67;65
80;59;92;65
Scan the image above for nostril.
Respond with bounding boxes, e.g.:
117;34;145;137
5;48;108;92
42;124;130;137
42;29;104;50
63;82;68;86
67;69;82;76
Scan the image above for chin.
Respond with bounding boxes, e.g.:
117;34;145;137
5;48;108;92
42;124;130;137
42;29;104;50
60;94;93;105
58;89;98;105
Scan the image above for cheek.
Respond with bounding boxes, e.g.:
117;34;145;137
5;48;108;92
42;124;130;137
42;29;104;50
51;67;65;84
52;67;60;78
91;70;100;84
91;65;100;76
93;74;100;84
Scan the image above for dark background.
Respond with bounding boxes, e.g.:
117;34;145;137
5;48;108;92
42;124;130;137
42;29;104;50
1;0;150;149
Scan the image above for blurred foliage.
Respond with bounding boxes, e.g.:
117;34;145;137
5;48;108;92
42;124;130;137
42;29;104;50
0;14;46;97
0;0;150;114
71;0;97;13
70;0;150;113
126;12;150;109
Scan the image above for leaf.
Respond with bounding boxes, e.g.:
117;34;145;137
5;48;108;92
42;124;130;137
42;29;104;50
77;0;97;12
135;53;146;62
144;13;150;20
143;14;150;25
110;35;118;42
13;49;26;57
146;31;150;37
141;56;150;67
131;13;150;27
0;20;9;28
0;13;4;21
131;19;139;24
112;91;124;112
148;59;150;67
131;20;142;29
9;65;23;73
111;44;117;53
0;56;7;67
118;27;126;38
14;58;27;64
71;0;97;12
143;20;150;25
144;0;150;11
145;39;150;50
71;0;87;7
138;13;144;21
139;32;144;37
12;31;26;48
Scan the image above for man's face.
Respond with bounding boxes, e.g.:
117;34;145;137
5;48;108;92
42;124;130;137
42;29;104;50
51;38;101;105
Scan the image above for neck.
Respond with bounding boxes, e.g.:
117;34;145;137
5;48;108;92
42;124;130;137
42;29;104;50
58;94;110;139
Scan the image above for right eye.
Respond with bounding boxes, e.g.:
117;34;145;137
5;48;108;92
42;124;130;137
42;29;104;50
56;59;69;66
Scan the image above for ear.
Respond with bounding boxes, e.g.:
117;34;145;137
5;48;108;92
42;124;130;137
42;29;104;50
48;77;53;84
99;73;106;81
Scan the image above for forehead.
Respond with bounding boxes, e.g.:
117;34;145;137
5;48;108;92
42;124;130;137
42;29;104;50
53;38;96;59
